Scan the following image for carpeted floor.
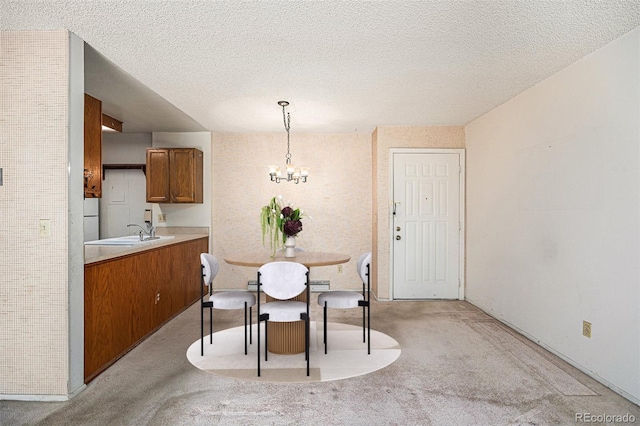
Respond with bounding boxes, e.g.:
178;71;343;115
2;296;639;425
186;322;401;382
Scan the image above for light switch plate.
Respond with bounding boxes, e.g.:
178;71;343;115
39;219;51;237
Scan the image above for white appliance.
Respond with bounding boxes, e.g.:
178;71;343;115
83;198;100;242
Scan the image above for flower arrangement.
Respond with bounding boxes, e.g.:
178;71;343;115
260;196;305;256
281;205;303;237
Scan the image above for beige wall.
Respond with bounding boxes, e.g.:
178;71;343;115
1;30;76;396
373;126;465;299
465;27;640;403
211;132;372;290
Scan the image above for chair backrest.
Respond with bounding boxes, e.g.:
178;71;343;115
200;253;220;287
356;252;372;283
258;261;309;300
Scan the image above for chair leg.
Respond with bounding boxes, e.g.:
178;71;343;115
304;319;309;361
305;316;310;376
265;321;268;361
249;306;253;344
367;304;371;355
305;317;311;377
362;302;366;343
200;304;204;356
323;302;328;354
209;307;213;344
244;302;248;355
257;313;269;377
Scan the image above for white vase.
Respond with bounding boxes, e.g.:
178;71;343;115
284;236;296;258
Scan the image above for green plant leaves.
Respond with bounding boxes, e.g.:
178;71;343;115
260;196;283;256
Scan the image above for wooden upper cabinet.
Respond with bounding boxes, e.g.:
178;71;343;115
170;148;203;203
146;148;203;203
146;149;171;203
84;94;102;198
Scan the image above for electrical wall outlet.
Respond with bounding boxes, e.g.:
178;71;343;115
582;321;592;338
39;219;51;237
337;264;343;273
157;214;166;223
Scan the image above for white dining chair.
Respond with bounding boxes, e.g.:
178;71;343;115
200;253;256;356
317;252;372;354
256;261;310;377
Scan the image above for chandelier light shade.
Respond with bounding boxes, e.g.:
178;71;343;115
269;101;308;184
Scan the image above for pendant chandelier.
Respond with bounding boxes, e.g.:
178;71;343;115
268;101;309;184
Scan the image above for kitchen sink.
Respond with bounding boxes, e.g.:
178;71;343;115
84;235;175;245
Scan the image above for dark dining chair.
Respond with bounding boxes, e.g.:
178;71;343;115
317;252;372;354
200;253;256;356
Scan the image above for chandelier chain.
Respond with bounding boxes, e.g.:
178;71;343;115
282;105;292;164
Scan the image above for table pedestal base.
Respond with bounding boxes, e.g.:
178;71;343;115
267;321;306;354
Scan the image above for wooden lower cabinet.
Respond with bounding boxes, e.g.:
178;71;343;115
84;237;208;382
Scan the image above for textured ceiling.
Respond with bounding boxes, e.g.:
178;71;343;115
3;1;640;133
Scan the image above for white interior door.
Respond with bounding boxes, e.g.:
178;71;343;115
392;151;463;299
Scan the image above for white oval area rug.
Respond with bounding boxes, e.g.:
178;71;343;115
186;321;401;383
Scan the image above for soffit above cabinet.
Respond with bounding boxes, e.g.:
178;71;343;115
84;43;207;134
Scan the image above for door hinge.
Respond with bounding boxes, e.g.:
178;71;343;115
459;221;461;231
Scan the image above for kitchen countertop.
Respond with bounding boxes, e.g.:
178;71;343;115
84;233;209;265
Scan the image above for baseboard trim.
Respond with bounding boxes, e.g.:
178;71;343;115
465;297;640;407
1;384;86;401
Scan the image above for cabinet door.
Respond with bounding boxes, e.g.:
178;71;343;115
170;236;208;307
146;149;170;203
85;253;156;381
170;148;203;203
152;246;176;325
84;94;102;198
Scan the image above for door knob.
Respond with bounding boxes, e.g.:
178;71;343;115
396;235;401;240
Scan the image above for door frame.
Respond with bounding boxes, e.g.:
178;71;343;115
389;148;466;300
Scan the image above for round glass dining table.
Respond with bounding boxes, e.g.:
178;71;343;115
224;251;351;354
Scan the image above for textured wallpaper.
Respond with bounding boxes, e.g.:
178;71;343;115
211;132;372;291
1;30;70;395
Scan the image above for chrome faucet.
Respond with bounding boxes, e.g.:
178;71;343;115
146;221;156;238
127;223;156;240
